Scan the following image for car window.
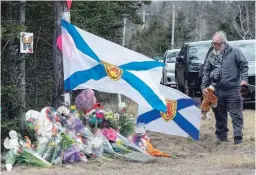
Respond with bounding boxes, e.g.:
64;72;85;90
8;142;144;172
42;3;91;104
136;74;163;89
189;44;211;63
178;45;185;57
230;42;255;62
166;51;179;63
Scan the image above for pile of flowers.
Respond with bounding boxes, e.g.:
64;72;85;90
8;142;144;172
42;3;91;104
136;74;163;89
2;89;170;172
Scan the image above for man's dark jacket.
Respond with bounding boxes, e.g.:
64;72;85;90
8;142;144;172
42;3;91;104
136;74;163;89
201;43;248;90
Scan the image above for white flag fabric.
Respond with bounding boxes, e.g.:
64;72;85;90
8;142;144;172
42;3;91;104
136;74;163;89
137;85;201;140
61;19;166;112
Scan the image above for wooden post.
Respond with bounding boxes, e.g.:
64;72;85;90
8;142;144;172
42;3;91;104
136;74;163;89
53;1;69;108
19;0;26;133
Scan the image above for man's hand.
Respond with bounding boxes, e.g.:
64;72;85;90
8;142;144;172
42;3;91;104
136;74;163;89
240;80;248;86
202;88;208;96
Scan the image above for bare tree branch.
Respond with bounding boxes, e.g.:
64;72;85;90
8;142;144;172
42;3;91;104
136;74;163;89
238;5;246;39
233;16;245;40
245;3;253;38
0;39;11;57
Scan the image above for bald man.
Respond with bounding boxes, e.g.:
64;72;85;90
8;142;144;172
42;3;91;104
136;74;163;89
201;31;248;145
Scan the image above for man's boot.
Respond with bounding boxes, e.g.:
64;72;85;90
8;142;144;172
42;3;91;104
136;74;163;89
234;136;242;145
215;137;229;145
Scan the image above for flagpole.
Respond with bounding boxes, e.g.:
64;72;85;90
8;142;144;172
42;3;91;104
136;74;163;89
118;17;127;112
62;2;71;107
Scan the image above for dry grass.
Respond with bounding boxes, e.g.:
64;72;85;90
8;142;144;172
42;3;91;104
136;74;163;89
1;103;255;175
207;154;254;167
193;108;255;167
200;108;255;143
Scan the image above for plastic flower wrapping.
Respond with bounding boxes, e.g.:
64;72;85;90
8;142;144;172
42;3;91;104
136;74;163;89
2;88;170;172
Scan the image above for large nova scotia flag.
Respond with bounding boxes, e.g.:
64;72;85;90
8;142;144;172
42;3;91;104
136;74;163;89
137;85;201;140
61;20;166;112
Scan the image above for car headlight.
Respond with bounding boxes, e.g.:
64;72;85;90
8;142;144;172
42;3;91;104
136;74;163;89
165;69;175;73
189;64;200;71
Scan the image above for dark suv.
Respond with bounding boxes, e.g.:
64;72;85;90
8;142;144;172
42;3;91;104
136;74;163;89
199;40;255;102
175;40;211;97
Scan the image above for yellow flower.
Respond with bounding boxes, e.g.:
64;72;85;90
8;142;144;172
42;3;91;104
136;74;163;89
70;105;76;110
104;112;114;119
116;139;122;145
48;142;56;147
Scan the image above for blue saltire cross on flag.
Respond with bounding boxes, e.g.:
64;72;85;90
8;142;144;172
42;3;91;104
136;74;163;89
61;19;167;112
137;85;201;140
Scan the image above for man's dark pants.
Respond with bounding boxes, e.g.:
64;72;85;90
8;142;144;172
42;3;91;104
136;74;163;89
213;88;243;140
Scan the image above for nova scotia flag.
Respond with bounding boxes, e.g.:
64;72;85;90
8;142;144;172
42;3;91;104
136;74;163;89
61;20;166;112
137;85;201;140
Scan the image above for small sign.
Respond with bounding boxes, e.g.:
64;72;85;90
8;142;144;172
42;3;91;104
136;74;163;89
20;32;33;53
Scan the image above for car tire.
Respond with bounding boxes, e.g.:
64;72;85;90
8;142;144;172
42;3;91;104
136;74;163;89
160;74;164;85
185;79;193;97
163;73;166;85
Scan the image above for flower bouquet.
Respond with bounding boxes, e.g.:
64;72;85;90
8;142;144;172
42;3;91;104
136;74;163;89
16;148;52;168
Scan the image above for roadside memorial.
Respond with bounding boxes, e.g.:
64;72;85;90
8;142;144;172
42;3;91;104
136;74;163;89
2;88;175;171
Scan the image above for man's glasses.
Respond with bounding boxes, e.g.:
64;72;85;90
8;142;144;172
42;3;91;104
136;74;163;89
211;42;223;46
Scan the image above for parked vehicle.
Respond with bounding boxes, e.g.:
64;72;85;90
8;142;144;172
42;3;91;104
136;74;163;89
199;40;255;102
161;49;180;88
175;40;211;96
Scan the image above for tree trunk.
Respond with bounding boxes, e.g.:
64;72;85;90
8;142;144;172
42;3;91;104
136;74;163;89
245;3;253;38
238;5;246;39
8;3;18;85
19;0;26;134
52;1;68;109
